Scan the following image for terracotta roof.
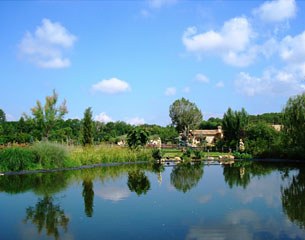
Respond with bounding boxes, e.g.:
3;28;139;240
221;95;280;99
190;129;221;136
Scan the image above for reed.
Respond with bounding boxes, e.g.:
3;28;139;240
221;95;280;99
0;147;38;172
69;144;153;165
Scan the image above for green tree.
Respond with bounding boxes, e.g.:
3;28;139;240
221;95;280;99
127;127;149;149
282;93;305;158
222;107;249;148
28;90;68;140
245;122;280;157
0;109;6;123
169;98;203;136
81;107;94;146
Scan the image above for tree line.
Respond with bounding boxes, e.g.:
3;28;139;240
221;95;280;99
1;90;305;159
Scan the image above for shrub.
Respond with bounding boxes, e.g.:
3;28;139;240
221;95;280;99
31;142;69;169
0;147;38;172
152;148;163;160
193;149;203;159
233;151;253;160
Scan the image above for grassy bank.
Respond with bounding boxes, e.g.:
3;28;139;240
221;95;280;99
0;142;154;172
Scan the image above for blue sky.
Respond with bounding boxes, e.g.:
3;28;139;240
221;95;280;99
1;0;305;126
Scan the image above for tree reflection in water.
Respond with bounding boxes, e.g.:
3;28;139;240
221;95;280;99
281;168;305;229
24;196;69;240
82;179;94;217
223;165;251;189
127;170;150;196
170;162;203;193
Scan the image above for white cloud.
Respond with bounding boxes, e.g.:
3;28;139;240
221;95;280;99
195;73;209;83
182;17;255;67
92;78;131;94
165;87;176;96
216;81;224;88
126;117;145;125
95;112;113;123
182;87;190;93
253;0;296;23
148;0;177;9
96;187;130;202
19;18;76;68
280;31;305;64
235;69;305;96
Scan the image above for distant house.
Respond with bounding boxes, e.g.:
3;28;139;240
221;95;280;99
189;126;223;146
271;124;283;131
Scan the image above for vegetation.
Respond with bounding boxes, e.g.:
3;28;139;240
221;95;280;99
282;93;305;159
81;107;94;146
0;147;38;172
222;107;249;148
26;90;68;140
1;90;305;173
127;127;149;149
169;97;203;136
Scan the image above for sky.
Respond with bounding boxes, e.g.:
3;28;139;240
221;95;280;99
1;0;305;126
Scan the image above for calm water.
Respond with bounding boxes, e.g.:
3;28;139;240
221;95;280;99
1;162;305;240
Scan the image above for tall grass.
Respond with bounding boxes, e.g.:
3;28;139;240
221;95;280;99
0;143;154;173
31;142;69;169
0;147;38;172
69;145;153;165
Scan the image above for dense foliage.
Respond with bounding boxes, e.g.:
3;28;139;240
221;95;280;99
282;93;305;159
169;97;203;135
26;90;68;140
222;107;249;148
81;107;94;146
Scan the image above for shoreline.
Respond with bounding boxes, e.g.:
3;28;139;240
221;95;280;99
1;157;305;176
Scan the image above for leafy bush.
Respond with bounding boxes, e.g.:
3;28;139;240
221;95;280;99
193;149;203;159
233;151;253;160
0;147;38;172
152;148;163;160
31;142;69;168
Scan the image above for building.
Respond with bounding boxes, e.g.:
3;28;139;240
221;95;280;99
189;126;223;146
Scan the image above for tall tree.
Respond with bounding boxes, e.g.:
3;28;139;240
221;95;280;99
169;98;203;135
81;107;94;146
282;93;305;155
28;90;68;140
0;109;6;124
222;107;249;148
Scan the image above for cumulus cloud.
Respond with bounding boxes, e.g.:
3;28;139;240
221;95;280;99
126;117;145;125
19;18;76;68
92;78;131;94
95;112;113;123
165;87;176;96
96;187;130;202
253;0;296;23
235;69;305;96
280;31;305;64
195;73;209;83
182;17;256;67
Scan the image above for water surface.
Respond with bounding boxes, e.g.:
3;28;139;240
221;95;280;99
1;162;305;240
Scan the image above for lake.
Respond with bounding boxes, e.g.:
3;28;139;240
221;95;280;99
1;161;305;240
